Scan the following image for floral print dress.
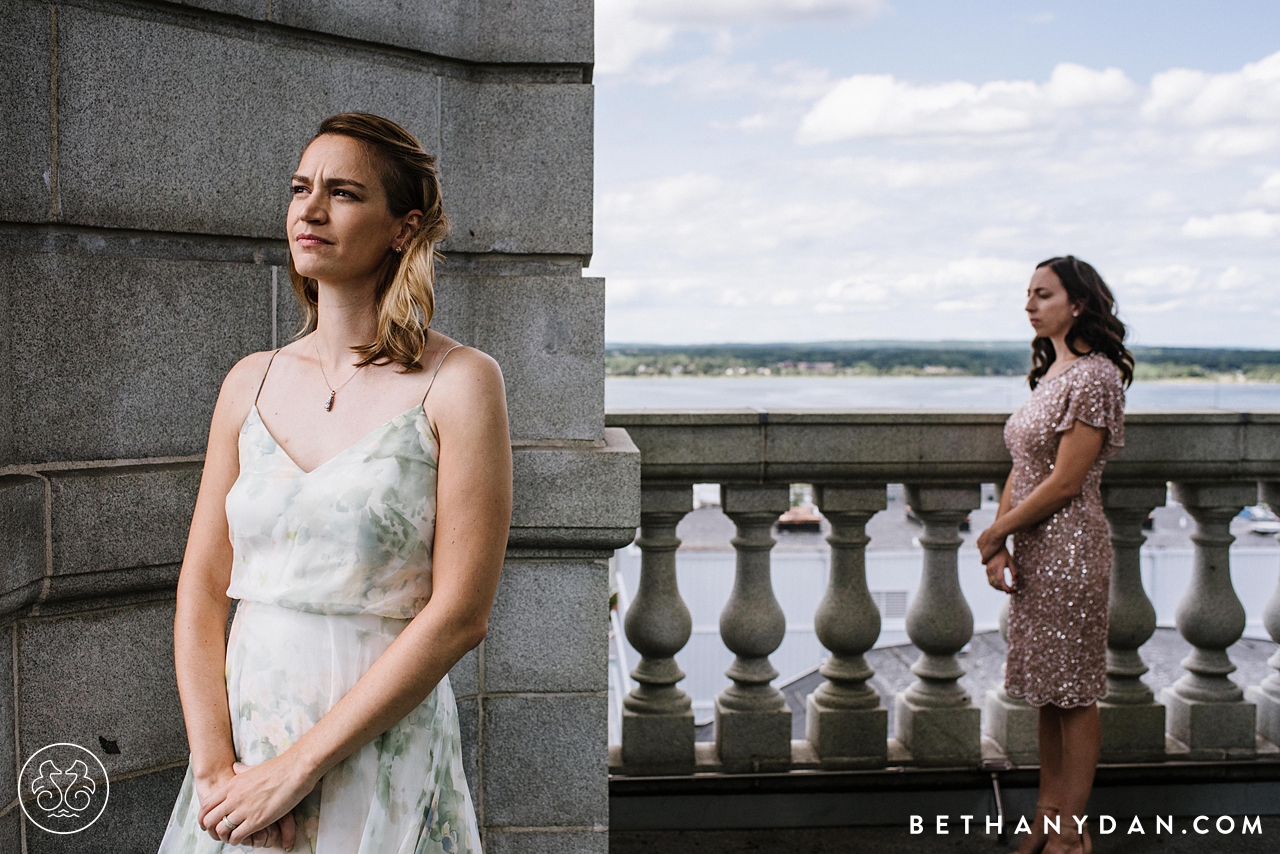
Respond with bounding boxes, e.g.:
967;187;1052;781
159;360;480;853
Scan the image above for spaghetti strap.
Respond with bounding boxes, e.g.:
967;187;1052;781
255;349;280;406
422;345;464;406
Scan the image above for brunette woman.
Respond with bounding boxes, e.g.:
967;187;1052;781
977;256;1132;854
159;114;511;852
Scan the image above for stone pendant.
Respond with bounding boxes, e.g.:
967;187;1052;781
325;392;335;412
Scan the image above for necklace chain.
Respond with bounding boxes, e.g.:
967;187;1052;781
314;339;366;412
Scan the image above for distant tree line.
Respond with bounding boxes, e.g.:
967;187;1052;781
605;342;1280;381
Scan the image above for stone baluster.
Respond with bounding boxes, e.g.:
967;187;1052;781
984;597;1039;764
1246;481;1280;746
807;485;888;768
716;484;793;772
1161;482;1257;758
621;483;696;772
897;484;982;765
1097;483;1167;762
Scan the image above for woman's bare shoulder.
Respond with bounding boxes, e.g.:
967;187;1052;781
425;343;506;421
211;350;280;433
223;350;279;399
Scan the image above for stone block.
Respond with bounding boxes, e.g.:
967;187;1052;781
482;694;607;828
3;250;271;463
1100;482;1167;511
905;484;982;513
0;476;45;616
620;709;696;772
0;0;51;222
435;274;604;440
471;0;594;64
805;695;888;767
485;829;608;854
894;695;981;765
450;645;480;699
0;624;14;809
983;689;1039;764
509;433;641;548
455;696;480;807
1170;481;1259;511
640;482;694;515
1098;699;1167;763
721;484;791;515
439;81;593;257
1245;686;1280;746
1161;687;1255;756
56;4;442;238
18;600;188;779
814;484;888;514
485;559;608;693
272;0;593;64
48;465;200;594
714;703;792;771
25;763;186;854
0;809;18;854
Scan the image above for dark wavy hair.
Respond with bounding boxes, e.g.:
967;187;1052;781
1028;256;1134;390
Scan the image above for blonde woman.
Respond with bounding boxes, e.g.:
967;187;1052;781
159;114;511;852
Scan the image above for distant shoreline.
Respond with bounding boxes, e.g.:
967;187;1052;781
605;374;1280;384
605;343;1280;382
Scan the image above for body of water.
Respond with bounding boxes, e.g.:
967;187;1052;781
606;376;1280;411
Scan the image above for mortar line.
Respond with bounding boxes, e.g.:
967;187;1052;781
0;454;205;479
13;621;26;853
29;475;53;616
47;4;59;221
271;265;278;349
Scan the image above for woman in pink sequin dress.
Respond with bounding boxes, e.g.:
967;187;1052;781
976;256;1132;854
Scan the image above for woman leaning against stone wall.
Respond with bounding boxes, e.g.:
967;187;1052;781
159;113;511;852
977;256;1132;854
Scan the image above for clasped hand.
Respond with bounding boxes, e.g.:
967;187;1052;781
197;754;315;849
976;524;1018;594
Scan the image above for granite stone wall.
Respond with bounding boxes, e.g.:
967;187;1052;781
0;1;636;851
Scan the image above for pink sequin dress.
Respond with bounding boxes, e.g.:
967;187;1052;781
1003;351;1125;708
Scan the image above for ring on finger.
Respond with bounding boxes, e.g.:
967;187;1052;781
221;817;239;831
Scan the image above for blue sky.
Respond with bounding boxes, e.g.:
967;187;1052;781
587;1;1280;346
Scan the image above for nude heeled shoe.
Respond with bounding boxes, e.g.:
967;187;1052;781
1016;803;1061;854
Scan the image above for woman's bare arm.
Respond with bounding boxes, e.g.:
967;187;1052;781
977;420;1106;562
174;353;271;791
198;347;512;845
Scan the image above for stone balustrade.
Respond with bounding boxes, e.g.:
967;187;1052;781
605;410;1280;774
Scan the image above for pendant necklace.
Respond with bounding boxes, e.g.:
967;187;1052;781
314;340;366;412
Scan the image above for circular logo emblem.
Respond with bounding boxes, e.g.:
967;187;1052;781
18;743;110;834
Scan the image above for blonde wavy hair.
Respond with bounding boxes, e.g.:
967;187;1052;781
288;113;449;371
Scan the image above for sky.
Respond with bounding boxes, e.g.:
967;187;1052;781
586;1;1280;347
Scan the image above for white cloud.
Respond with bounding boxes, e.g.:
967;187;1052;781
1245;171;1280;206
806;156;996;188
1182;209;1280;239
596;0;883;75
1118;264;1200;295
596;172;879;259
1143;51;1280;124
1215;266;1261;292
796;63;1137;143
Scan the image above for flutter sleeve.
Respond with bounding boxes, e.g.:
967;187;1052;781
1054;356;1125;457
